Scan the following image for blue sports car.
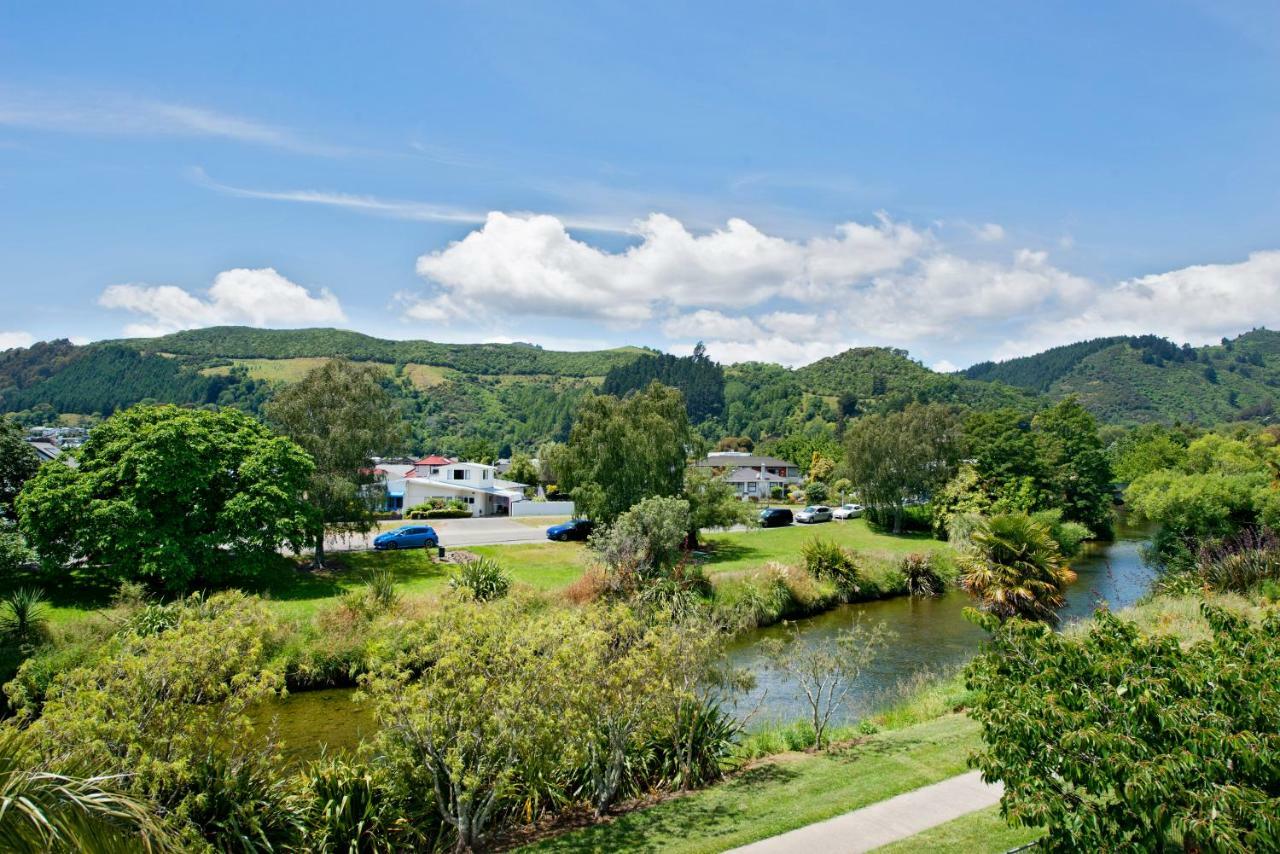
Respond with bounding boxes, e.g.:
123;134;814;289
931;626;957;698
373;525;438;550
546;519;595;542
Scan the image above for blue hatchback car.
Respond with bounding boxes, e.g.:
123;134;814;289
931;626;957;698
373;525;438;550
546;519;595;542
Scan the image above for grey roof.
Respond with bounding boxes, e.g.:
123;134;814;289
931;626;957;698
696;453;798;470
721;466;789;483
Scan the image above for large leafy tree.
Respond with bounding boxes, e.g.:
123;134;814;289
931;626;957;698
0;417;39;519
557;382;691;523
1032;397;1114;536
17;405;312;589
842;403;962;533
265;359;405;567
967;605;1280;851
958;513;1074;623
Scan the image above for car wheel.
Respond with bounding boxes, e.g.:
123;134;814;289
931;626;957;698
425;539;437;549
386;542;398;550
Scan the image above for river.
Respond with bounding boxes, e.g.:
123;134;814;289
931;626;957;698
727;514;1156;727
259;516;1156;758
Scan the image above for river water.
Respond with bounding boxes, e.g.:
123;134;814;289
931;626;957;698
261;516;1156;758
726;515;1157;727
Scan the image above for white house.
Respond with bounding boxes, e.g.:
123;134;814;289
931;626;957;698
382;456;527;517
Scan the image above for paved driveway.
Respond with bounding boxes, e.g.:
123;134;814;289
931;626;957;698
327;516;554;551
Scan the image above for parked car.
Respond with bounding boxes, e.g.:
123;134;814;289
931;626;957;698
547;519;595;542
374;525;438;550
832;503;864;520
795;505;833;524
758;507;794;528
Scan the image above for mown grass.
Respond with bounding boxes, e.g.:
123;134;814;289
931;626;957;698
872;805;1040;853
519;713;981;854
698;519;945;578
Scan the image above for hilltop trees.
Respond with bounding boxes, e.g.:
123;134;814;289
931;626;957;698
602;344;725;423
557;383;691;523
842;403;963;533
17;405;312;589
266;359;405;567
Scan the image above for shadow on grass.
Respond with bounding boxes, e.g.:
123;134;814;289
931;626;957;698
696;540;761;568
0;564;119;611
243;550;449;602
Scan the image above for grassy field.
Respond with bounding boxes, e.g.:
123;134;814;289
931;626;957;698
873;805;1039;853
10;519;941;627
520;714;981;853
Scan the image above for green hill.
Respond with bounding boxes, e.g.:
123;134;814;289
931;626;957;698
5;326;1279;451
961;330;1280;424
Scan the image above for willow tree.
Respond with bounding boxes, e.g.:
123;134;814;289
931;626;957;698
842;403;962;533
556;382;691;524
266;359;405;567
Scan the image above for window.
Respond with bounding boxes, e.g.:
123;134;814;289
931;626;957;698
747;481;757;494
452;469;467;480
466;496;475;504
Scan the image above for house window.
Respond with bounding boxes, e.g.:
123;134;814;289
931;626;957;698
429;466;440;476
453;469;467;480
747;481;757;494
466;496;474;504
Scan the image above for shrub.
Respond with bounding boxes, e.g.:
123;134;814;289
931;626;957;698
900;552;943;597
448;558;512;601
1194;527;1280;593
0;587;49;645
405;506;470;520
0;520;35;579
296;755;412;853
365;569;400;611
800;537;859;590
1030;508;1093;558
803;481;829;503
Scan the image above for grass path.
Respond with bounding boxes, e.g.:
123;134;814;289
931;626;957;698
518;714;980;854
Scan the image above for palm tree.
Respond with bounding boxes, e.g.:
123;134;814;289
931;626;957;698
958;513;1076;623
0;730;172;853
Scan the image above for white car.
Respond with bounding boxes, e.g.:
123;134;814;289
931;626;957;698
832;503;864;520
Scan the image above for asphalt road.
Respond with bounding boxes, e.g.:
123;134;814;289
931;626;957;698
326;516;554;551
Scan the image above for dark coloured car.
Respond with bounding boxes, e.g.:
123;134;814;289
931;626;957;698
373;525;438;550
758;507;794;528
547;519;595;542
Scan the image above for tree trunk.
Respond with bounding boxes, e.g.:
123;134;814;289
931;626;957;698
893;505;903;535
314;529;326;568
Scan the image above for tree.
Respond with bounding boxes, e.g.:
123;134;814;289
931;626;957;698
683;469;752;548
803;481;829;503
1032;397;1114;536
842;403;962;533
17;405;313;589
831;477;852;503
503;453;539;488
266;359;405;567
715;435;753;452
958;514;1074;623
601;344;725;423
807;452;836;483
967;605;1280;851
588;496;693;597
557;383;691;523
758;619;887;749
0;418;39;519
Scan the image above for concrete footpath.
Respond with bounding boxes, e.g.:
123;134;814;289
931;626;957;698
728;770;1003;854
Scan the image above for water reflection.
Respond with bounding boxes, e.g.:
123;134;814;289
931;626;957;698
728;515;1157;727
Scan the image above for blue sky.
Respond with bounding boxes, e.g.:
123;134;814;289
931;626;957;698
3;1;1280;369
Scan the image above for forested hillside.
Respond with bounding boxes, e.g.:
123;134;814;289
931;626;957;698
4;326;1280;452
962;330;1280;424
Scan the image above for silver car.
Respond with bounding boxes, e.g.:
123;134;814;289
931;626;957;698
832;503;864;520
795;505;833;523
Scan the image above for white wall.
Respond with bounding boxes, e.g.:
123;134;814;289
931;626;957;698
511;500;576;517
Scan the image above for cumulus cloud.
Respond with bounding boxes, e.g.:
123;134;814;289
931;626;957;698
975;223;1006;242
410;211;927;323
100;268;345;336
0;331;35;351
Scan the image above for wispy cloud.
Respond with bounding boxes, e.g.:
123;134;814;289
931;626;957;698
192;169;639;234
0;86;353;156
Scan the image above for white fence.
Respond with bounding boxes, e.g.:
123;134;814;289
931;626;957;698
511;500;576;517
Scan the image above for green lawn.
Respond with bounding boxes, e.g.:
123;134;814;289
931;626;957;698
520;714;981;854
873;805;1040;853
698;519;945;578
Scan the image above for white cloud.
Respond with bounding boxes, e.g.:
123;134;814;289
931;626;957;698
0;87;348;155
100;268;345;336
0;331;35;351
995;250;1280;359
932;359;959;373
975;223;1006;242
409;211;928;323
692;337;856;368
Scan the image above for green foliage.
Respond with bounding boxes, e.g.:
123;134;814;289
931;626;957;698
799;537;859;590
588;497;698;601
558;383;691;523
0;417;39;518
962;336;1130;392
504;452;539;486
1028;508;1092;558
958;514;1073;623
967;605;1280;851
1032;397;1114;535
265;359;405;566
0;520;35;579
16;404;314;590
803;480;829;503
682;468;753;544
295;755;400;853
448;558;512;602
900;552;944;597
0;588;48;645
1109;422;1192;482
843;403;963;534
602;343;725;423
405;506;469;519
0;728;174;854
22;592;298;850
